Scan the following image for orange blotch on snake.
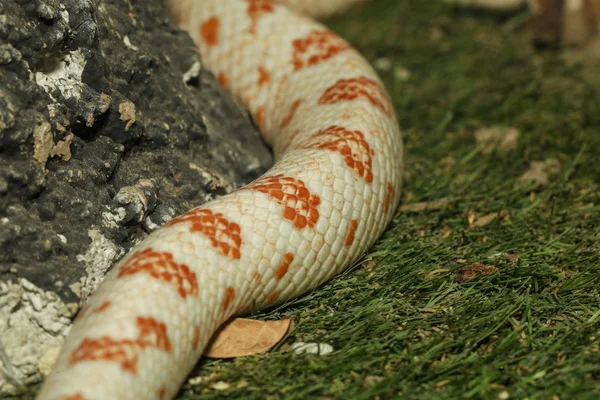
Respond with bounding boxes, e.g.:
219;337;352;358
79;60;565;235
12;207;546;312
267;289;279;303
222;287;236;312
253;272;263;281
200;17;220;46
93;301;111;313
257;65;270;86
275;252;294;280
255;106;265;126
319;76;392;116
118;248;199;299
345;220;358;246
158;386;167;400
69;317;172;374
217;72;229;89
246;174;320;229
246;0;275;33
303;125;375;183
58;394;86;400
192;325;201;351
384;182;394;212
292;30;350;70
166;209;242;260
279;99;302;129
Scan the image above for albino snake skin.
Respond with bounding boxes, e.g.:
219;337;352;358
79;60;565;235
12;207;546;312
37;1;403;399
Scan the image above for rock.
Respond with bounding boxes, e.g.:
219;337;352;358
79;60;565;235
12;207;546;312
0;0;273;394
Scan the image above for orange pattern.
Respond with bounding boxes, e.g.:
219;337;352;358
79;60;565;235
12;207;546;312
93;301;111;313
319;76;392;116
222;287;236;311
246;174;320;229
217;71;229;89
267;289;279;303
275;253;294;279
304;125;375;183
58;394;86;400
69;317;172;375
292;30;350;70
166;209;242;260
200;17;220;46
279;99;302;129
257;66;270;86
118;248;198;299
255;106;265;126
345;220;358;246
246;0;275;33
192;325;201;351
384;182;393;212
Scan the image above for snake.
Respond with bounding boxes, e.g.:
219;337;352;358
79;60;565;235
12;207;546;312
36;0;403;399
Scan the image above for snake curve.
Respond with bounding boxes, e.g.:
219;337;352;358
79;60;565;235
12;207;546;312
37;1;403;399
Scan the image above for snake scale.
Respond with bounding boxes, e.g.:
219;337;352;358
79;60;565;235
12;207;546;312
37;0;403;398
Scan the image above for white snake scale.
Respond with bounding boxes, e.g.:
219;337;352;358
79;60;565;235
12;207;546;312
37;1;403;399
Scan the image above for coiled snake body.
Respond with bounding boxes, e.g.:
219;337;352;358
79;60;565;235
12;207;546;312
37;1;403;398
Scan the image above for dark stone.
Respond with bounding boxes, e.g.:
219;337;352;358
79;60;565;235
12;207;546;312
0;0;272;306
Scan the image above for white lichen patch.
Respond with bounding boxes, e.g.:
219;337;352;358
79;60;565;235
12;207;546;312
34;49;87;101
0;279;72;396
76;229;124;297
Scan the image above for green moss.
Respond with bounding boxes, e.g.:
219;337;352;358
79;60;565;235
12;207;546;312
180;1;600;399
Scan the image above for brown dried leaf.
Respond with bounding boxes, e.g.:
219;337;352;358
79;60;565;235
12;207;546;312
469;212;500;229
518;158;560;185
505;254;519;264
455;263;498;282
204;317;294;358
400;200;448;213
467;209;476;226
475;127;520;153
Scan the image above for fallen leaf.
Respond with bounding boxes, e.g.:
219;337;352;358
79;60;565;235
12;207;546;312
439;156;456;170
505;254;519;264
204;317;294;358
469;212;501;229
518;158;560;185
475;127;520;153
423;269;449;280
467;209;476;226
211;381;230;391
364;375;385;387
455;263;498;281
400;200;448;213
290;342;333;355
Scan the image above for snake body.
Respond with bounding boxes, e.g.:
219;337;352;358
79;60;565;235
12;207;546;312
37;1;403;399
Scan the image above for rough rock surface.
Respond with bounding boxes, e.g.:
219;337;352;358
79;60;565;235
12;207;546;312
0;0;272;394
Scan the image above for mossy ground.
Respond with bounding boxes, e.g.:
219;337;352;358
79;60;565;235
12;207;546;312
180;1;600;399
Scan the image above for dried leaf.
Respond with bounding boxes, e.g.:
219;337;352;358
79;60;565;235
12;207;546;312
290;342;333;355
475;127;520;153
400;200;448;213
518;158;560;185
204;317;294;358
505;254;519;264
456;263;498;281
469;212;500;229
